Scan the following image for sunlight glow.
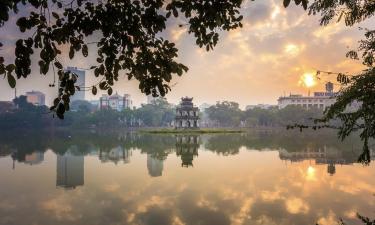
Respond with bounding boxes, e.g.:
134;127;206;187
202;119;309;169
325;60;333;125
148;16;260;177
299;73;317;88
306;166;316;181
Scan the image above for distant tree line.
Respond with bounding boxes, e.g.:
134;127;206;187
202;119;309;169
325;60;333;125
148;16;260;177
205;101;324;128
0;97;327;129
0;96;175;129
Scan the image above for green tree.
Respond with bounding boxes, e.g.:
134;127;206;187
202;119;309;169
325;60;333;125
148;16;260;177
206;101;243;127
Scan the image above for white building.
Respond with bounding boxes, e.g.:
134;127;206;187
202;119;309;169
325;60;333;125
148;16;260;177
278;82;336;110
278;93;336;110
25;91;45;106
65;67;86;102
100;93;132;111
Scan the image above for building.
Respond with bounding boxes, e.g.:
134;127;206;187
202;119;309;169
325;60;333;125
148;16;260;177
56;151;84;189
99;93;132;111
25;91;45;106
0;101;15;113
147;154;164;177
175;97;200;129
65;67;86;102
278;82;336;109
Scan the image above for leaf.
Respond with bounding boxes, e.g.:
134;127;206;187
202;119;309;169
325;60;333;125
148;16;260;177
92;86;97;95
82;44;88;57
52;12;59;19
7;73;16;88
108;87;113;95
54;61;63;69
5;64;15;72
69;47;74;59
283;0;291;8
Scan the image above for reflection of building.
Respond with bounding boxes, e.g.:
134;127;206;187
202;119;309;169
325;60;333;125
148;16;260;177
147;154;163;177
56;152;84;189
99;146;131;164
25;91;45;106
66;67;86;102
99;93;132;111
175;97;200;129
24;152;44;165
176;135;199;167
278;82;336;109
278;146;365;176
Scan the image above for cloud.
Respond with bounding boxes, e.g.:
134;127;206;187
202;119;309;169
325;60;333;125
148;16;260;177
285;197;310;214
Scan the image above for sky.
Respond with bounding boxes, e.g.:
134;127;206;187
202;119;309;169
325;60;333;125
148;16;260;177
0;0;372;108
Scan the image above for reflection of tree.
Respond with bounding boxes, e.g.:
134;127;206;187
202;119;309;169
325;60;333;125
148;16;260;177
176;135;199;167
0;129;372;166
134;134;175;161
317;213;375;225
204;134;243;155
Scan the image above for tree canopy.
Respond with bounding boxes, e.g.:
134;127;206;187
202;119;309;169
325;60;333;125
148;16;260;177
0;0;317;119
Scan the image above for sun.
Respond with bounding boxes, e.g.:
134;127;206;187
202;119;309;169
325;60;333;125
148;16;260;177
299;73;317;88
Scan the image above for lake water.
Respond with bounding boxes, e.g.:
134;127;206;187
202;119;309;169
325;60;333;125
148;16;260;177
0;130;374;225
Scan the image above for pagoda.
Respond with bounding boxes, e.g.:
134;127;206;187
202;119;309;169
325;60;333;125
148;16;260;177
175;97;200;129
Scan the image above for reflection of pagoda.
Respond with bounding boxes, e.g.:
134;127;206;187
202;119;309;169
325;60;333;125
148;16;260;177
176;135;199;167
99;146;131;164
175;97;199;129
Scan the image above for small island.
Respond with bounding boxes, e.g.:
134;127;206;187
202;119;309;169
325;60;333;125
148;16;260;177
139;97;244;134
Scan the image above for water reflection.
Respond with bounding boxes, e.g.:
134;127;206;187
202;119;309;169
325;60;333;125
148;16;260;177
0;130;374;225
176;135;200;167
56;150;84;189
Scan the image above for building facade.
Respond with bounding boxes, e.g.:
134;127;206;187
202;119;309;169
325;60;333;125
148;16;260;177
99;93;132;111
175;97;200;129
25;91;45;106
66;67;86;102
278;82;336;109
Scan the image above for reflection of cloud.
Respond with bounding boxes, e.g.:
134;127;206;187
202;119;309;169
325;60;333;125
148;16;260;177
316;211;338;225
103;183;121;193
285;197;310;214
231;197;254;225
260;190;282;202
40;196;80;221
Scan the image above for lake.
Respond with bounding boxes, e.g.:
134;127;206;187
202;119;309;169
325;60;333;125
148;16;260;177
0;130;374;225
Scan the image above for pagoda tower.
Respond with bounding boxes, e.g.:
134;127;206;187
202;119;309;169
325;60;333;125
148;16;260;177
175;97;200;129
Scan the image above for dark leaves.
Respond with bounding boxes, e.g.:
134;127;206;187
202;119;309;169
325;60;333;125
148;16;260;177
92;86;97;95
7;73;16;88
283;0;291;8
82;44;88;57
